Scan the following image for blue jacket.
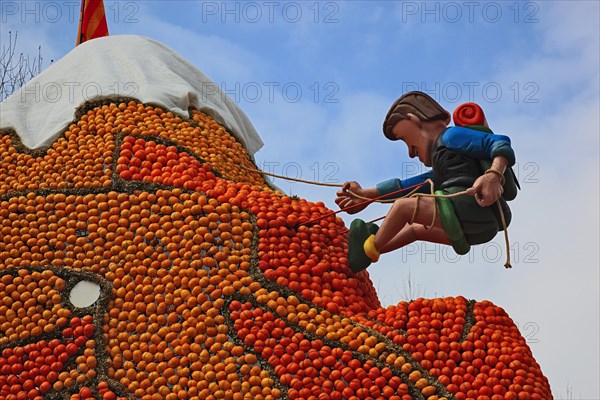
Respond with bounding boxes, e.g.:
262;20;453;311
376;126;515;197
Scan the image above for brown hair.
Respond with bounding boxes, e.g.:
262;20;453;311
383;91;450;140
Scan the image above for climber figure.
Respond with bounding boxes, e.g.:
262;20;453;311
336;91;519;272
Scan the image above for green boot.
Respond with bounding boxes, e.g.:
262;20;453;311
367;222;379;236
348;219;379;273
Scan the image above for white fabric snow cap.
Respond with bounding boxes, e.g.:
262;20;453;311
0;35;264;155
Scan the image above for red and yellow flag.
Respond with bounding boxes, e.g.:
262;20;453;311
76;0;109;46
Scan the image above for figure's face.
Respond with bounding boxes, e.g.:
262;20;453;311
391;119;434;167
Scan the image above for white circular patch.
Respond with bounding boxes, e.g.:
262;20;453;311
69;280;101;308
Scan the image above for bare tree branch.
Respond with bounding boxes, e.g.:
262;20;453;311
0;31;44;101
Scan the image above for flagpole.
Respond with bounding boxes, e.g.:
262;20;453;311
76;0;86;45
76;0;110;46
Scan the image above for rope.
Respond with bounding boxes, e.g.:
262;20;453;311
296;181;432;227
341;179;469;203
240;164;343;187
497;201;512;269
351;180;511;269
242;164;511;268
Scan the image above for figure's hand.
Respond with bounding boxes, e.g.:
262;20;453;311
335;181;370;214
467;172;504;207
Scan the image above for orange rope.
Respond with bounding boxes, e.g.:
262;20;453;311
240;164;342;187
241;164;511;268
296;181;431;227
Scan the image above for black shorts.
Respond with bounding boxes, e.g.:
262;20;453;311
439;186;512;245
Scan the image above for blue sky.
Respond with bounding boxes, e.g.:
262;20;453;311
2;1;599;398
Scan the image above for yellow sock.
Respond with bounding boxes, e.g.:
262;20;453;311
363;235;380;262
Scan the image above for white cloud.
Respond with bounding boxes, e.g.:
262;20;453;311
371;2;600;396
252;90;393;187
123;11;267;84
258;2;599;397
3;0;598;396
